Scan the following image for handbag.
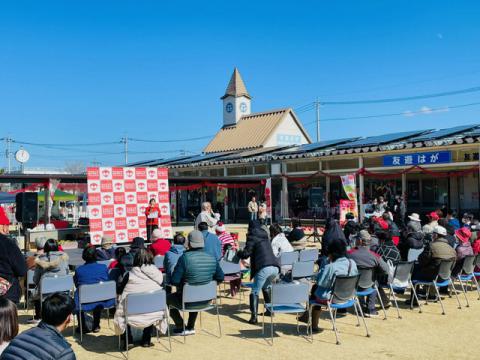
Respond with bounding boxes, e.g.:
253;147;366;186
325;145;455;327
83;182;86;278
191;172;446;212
224;247;240;263
0;276;12;296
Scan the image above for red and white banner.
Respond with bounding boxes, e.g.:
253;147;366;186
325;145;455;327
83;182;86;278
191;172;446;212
87;167;173;245
264;178;272;218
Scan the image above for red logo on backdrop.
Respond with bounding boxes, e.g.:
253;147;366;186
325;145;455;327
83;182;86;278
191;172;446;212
112;167;124;179
117;232;126;241
89;182;99;191
137;182;146;190
138;217;146;227
127;194;135;203
158;192;169;202
125;169;134;178
160;217;171;227
115;207;124;216
158;168;168;179
114;193;125;204
140;229;147;238
90;219;102;231
114;182;123;191
139;205;146;213
164;228;171;237
126;204;138;216
159;181;168;191
128;218;137;227
149;193;157;200
91;208;100;217
93;234;101;243
102;205;114;218
101;169;111;178
128;229;139;240
89;193;101;205
161;205;169;214
87;167;100;179
100;180;113;192
105;220;114;229
147;180;158;192
103;194;112;203
137;192;148;203
135;168;147;179
115;218;127;230
148;169;156;178
124;180;136;192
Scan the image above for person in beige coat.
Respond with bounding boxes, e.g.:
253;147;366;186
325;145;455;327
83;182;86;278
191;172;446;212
114;249;167;349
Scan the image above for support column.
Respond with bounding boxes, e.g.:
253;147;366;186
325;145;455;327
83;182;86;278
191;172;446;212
44;180;50;225
223;167;228;222
281;162;289;219
359;158;365;221
325;161;330;211
401;172;407;214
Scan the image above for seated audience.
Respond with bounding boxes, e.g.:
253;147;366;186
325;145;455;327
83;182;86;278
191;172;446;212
128;237;145;258
108;247;127;270
287;218;305;243
452;227;474;276
0;298;18;355
95;235;115;261
1;293;76;360
31;239;69;323
446;209;460;230
376;231;401;264
164;234;186;286
215;223;237;256
114;249;166;349
269;223;293;257
198;222;222;261
168;230;224;335
149;229;171;256
26;238;48;269
398;215;424;260
74;246;115;333
343;213;359;245
347;231;389;316
0;232;27;304
438;218;457;248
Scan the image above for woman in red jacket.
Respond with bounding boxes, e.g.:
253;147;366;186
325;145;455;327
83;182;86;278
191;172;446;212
145;199;160;241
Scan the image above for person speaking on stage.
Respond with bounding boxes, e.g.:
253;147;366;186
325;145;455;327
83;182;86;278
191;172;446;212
145;198;160;241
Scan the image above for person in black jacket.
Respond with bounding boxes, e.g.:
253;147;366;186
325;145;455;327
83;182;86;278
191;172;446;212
398;221;424;260
1;292;76;360
287;218;305;243
237;221;280;324
0;234;27;304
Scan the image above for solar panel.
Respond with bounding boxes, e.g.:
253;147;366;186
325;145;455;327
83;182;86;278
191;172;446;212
169;152;233;165
150;155;198;166
408;124;480;142
219;146;291;161
336;130;430;149
466;128;480;137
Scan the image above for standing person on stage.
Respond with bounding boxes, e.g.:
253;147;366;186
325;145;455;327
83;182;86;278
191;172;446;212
248;196;259;221
194;202;219;233
145;198;160;241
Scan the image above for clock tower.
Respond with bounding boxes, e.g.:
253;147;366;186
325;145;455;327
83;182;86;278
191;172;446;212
221;68;251;127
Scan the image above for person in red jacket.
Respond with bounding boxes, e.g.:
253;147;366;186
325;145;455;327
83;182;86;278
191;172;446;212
145;198;160;241
0;206;10;235
149;229;171;257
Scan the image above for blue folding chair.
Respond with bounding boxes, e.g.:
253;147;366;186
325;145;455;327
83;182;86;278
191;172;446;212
356;268;387;319
218;260;241;303
280;251;299;267
123;289;171;358
40;275;75;335
77;281;117;343
455;255;478;307
169;281;221;343
474;255;480;300
291;261;315;280
309;274;369;345
262;282;310;345
386;261;422;318
299;249;319;262
412;259;462;315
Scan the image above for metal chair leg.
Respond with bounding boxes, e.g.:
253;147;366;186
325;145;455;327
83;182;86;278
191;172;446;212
472;276;480;300
457;277;470;307
375;286;387;320
449;279;462;310
327;304;340;345
389;285;401;319
410;281;422;313
356;300;370;338
434;285;446;315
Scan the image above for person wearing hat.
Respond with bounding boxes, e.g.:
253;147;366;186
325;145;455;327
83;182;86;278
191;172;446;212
399;216;424;260
422;211;439;235
128;237;145;258
149;229;171;257
215;222;236;256
452;227;474;276
96;235;116;261
412;225;456;284
167;230;224;336
347;229;389;316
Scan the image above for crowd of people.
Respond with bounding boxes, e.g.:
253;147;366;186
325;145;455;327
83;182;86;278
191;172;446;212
1;199;480;358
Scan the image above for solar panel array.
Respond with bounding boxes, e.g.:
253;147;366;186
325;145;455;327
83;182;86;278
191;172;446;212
408;124;479;142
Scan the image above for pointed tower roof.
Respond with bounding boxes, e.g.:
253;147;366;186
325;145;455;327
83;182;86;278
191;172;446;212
221;68;251;99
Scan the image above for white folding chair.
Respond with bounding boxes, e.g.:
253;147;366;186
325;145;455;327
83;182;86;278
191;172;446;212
122;289;171;358
299;249;319;262
24;269;35;313
407;248;424;262
77;281;117;343
40;275;75;335
291;261;315;280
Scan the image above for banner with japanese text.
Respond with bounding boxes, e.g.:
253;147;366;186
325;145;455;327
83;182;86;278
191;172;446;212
264;178;272;218
340;174;358;221
87;167;173;245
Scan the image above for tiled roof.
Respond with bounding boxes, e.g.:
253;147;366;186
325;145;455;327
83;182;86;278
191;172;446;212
203;108;310;153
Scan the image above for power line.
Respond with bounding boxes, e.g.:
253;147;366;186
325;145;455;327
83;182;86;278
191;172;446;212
128;135;213;143
13;140;120;146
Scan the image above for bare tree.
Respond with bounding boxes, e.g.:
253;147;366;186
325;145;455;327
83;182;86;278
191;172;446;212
64;161;86;174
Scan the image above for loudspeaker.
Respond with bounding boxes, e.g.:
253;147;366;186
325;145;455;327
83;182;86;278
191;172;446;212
15;193;38;223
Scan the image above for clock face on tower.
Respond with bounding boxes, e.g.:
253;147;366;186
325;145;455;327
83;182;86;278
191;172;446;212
240;102;247;113
225;102;233;113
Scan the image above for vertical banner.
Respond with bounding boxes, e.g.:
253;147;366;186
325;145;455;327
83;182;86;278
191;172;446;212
47;179;60;223
87;167;173;245
265;178;272;218
170;190;177;224
339;199;357;225
340;174;358;221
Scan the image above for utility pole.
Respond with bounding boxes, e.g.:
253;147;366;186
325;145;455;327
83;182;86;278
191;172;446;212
4;137;12;173
121;136;128;165
315;99;321;143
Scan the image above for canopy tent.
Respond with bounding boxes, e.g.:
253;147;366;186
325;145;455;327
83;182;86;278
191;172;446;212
38;190;77;202
0;192;16;204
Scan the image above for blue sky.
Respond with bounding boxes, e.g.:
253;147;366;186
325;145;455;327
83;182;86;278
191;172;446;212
1;1;480;168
